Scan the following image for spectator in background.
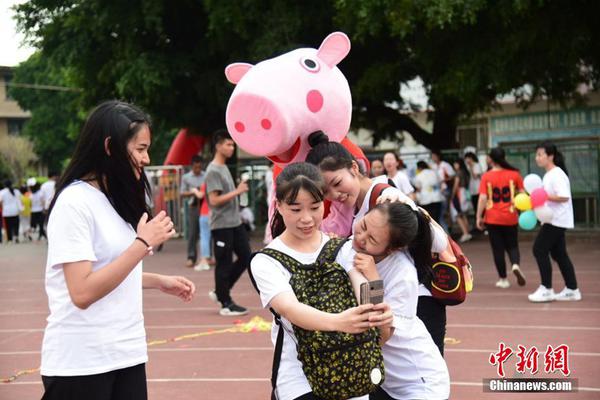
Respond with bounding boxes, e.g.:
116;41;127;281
431;149;455;232
383;151;416;199
450;159;472;243
20;185;33;241
180;155;206;268
413;161;444;224
0;180;23;243
194;181;213;272
205;129;251;316
464;152;483;220
370;158;385;178
41;171;59;212
30;181;47;240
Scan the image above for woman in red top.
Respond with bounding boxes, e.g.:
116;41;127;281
476;147;526;289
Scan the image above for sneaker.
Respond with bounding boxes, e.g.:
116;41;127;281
528;285;555;303
185;259;194;268
511;264;526;286
208;290;219;304
193;262;210;271
459;233;473;243
554;287;582;302
495;278;510;289
220;302;248;316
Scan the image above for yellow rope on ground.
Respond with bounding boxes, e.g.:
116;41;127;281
1;316;272;383
444;337;461;345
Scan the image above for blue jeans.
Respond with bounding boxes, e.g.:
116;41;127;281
199;215;212;259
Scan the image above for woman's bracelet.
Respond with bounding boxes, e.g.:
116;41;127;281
135;237;154;255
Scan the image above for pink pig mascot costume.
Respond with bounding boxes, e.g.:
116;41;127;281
224;32;369;241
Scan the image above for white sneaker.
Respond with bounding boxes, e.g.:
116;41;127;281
208;290;219;304
528;285;555;302
511;264;526;286
459;233;473;243
554;287;582;301
495;278;510;289
193;262;210;271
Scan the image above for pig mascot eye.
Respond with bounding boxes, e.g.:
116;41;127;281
300;57;320;73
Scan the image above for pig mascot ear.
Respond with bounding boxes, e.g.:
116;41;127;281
316;32;351;68
225;63;254;84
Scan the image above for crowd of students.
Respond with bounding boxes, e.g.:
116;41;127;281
16;99;579;400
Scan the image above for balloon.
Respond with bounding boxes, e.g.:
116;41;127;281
524;174;543;194
514;193;532;211
530;188;548;208
534;205;554;224
519;210;538;230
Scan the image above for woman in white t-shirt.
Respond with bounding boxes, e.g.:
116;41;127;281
528;141;581;303
413;161;444;224
0;180;23;243
29;182;46;240
306;133;450;356
382;152;415;200
41;100;196;400
339;202;450;400
251;162;393;400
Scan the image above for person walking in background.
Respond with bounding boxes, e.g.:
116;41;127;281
431;150;455;233
450;159;472;243
528;141;581;302
180;155;206;268
383;151;415;199
370;158;385;178
194;181;213;271
0;180;23;243
41;171;59;212
40;100;194;400
30;181;47;240
464;152;483;218
20;185;33;241
413;160;444;225
476;147;526;289
205;129;251;316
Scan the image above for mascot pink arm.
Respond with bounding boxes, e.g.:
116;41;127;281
224;32;369;240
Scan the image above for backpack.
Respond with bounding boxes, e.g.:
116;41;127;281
369;183;474;306
249;237;385;400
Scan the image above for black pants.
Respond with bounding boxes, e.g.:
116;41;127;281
417;295;447;356
370;387;396;400
295;393;326;400
42;363;147;400
486;224;520;278
212;224;251;305
533;224;578;290
187;206;200;263
422;202;442;224
31;211;47;239
4;216;19;242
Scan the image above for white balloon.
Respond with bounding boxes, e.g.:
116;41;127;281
534;205;554;224
524;174;543;194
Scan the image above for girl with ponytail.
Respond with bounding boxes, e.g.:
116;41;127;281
528;141;580;302
335;202;450;399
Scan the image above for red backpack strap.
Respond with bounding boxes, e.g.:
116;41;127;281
369;183;392;210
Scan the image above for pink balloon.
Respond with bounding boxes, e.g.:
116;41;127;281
531;188;548;208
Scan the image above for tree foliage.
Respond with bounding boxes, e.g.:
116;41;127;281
14;0;600;152
0;134;38;182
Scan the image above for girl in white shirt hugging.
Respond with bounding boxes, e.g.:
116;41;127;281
251;162;393;400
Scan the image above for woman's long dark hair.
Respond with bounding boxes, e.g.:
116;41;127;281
270;162;326;239
371;202;433;285
454;159;470;188
537;140;568;176
489;147;519;171
3;180;14;196
49;100;152;228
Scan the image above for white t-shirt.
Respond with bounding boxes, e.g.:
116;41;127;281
250;234;367;400
433;161;455;191
468;163;482;195
413;169;444;206
40;179;56;210
41;181;147;376
0;188;23;217
31;190;44;213
388;171;415;196
338;242;451;400
543;167;574;229
353;176;448;298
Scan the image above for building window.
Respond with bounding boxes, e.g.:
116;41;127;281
7;119;25;136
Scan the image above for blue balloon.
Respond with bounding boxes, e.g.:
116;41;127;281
519;210;537;230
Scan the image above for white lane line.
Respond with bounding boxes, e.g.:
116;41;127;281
452;306;600;312
448;323;600;331
0;307;265;316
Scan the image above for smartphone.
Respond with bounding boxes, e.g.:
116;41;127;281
360;280;384;305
